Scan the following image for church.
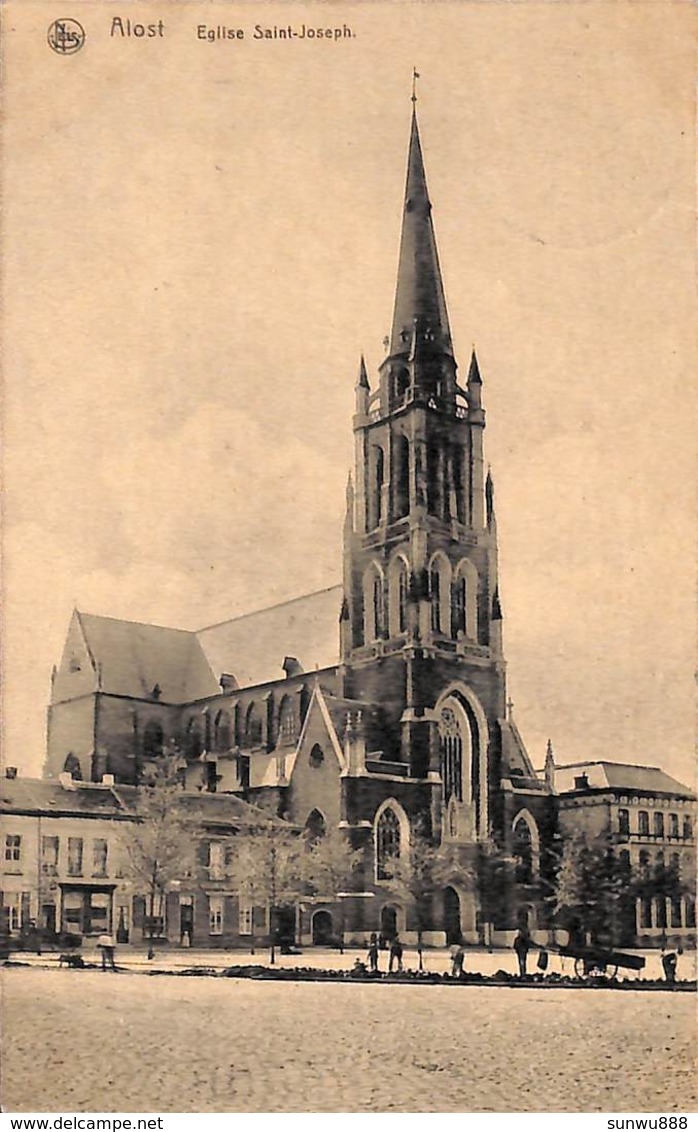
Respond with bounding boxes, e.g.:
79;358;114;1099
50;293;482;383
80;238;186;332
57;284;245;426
43;102;567;946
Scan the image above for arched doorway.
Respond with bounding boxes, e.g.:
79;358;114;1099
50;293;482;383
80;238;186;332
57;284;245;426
312;910;334;946
444;886;461;945
380;904;399;943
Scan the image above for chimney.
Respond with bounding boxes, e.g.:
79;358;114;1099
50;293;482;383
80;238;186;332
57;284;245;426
5;767;17;779
101;774;115;786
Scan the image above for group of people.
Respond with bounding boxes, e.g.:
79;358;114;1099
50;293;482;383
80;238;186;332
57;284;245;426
354;933;468;977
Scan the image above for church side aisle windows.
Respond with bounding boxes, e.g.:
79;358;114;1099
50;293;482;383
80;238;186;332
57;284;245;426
214;710;232;752
429;554;451;635
244;703;263;748
376;807;401;880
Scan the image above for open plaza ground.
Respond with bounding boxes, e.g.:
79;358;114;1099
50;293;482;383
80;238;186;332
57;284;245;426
2;964;696;1113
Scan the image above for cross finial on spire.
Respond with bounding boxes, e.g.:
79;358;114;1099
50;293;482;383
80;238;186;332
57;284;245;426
411;68;420;104
506;696;514;720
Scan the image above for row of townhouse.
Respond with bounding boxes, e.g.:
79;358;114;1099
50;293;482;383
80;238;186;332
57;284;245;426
0;772;288;949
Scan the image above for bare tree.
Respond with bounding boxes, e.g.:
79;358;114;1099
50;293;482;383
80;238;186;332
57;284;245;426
302;826;363;953
119;763;196;959
226;815;304;965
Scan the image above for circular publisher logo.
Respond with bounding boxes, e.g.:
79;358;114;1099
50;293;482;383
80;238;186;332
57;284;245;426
47;18;85;55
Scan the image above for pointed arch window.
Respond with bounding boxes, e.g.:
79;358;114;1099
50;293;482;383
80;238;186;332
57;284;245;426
453;576;466;635
453;559;478;640
371;443;386;527
393;434;410;519
363;565;384;643
430;567;441;632
214;710;232;752
304;808;326;845
429;555;451;635
513;818;534;884
438;704;464;803
63;753;83;781
278;696;296;745
398;565;409;634
185;720;202;761
143;721;164;761
376;807;401;880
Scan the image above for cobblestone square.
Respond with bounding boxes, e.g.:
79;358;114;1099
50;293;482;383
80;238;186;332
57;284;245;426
2;968;696;1112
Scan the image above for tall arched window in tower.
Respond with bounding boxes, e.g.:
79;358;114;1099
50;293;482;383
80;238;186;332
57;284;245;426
393;434;410;519
244;703;263;748
439;705;463;802
398;566;408;633
363;564;384;643
376;807;401;880
371;443;386;527
437;698;475;806
304;808;326;845
427;444;443;517
453;559;478;640
185;719;202;761
453;446;466;524
214;710;231;752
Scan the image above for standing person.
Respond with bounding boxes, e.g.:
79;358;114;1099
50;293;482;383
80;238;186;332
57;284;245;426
661;946;678;984
389;933;404;973
513;930;530;978
367;932;380;973
450;938;466;978
97;932;117;971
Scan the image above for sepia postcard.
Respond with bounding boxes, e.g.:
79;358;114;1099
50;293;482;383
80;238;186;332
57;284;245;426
1;0;696;1117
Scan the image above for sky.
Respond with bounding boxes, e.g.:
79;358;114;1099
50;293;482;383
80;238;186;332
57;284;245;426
3;0;696;787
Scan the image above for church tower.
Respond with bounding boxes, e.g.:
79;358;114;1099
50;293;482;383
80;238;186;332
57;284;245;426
342;102;507;845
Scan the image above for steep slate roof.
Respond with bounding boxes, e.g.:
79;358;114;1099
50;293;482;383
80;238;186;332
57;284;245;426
76;611;219;702
553;761;695;800
0;776;287;827
196;585;342;688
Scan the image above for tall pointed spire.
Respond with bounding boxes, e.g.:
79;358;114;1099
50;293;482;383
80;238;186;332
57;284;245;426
389;107;452;358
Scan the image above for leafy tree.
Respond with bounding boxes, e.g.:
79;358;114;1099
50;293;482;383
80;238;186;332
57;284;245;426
120;761;196;959
226;814;304;965
551;831;631;946
301;826;363;953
